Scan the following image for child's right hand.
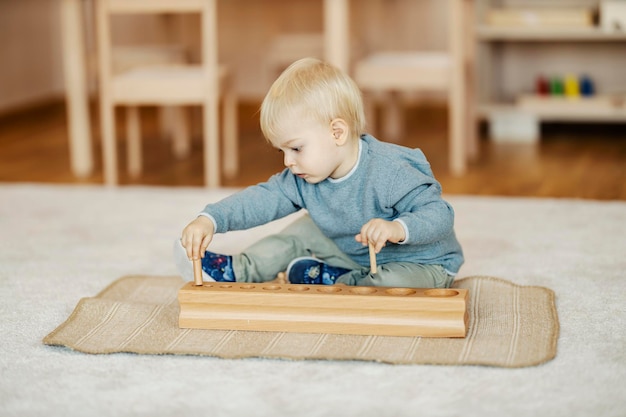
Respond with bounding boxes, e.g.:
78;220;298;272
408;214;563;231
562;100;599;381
181;216;215;261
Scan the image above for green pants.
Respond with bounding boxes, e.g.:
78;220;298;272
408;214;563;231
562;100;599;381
232;214;454;288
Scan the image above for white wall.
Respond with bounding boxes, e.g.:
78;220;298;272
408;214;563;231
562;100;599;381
0;0;65;114
0;0;451;113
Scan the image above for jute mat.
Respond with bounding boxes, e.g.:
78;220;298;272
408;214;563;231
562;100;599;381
43;275;558;367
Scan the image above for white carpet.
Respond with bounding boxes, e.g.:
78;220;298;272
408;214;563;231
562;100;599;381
1;184;624;417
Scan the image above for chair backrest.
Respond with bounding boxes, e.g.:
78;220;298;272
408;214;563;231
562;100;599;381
350;0;470;175
96;0;218;104
353;0;463;92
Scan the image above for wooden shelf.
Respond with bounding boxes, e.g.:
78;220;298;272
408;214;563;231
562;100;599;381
473;1;626;133
478;99;626;123
476;26;626;42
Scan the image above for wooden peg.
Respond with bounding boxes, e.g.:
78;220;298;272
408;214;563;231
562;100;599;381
368;242;377;274
193;258;203;286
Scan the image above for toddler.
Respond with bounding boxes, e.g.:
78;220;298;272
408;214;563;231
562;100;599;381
175;57;463;288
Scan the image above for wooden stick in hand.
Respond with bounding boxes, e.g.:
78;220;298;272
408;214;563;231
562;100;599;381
368;242;377;274
193;258;203;286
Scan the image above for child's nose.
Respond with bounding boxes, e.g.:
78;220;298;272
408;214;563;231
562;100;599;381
283;153;294;167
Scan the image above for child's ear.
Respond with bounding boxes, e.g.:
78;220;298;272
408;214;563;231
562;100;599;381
330;118;349;145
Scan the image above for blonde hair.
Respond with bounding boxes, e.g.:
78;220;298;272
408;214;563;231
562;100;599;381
260;57;365;141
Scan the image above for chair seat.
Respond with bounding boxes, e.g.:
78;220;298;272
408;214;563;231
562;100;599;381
112;65;228;105
354;51;451;91
108;0;207;13
112;44;188;73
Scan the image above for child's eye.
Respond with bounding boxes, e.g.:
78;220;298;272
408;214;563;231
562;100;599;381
276;146;301;153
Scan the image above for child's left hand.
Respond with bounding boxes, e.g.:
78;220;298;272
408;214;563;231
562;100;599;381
355;218;406;253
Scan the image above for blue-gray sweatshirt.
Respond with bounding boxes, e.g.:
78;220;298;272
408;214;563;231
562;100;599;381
202;134;464;275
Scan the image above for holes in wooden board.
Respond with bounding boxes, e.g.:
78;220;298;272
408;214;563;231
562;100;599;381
316;286;342;293
288;286;310;292
349;287;377;295
239;284;256;290
385;288;417;296
198;283;458;298
262;285;282;291
423;289;459;297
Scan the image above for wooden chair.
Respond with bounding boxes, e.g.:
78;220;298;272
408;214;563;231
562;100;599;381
96;0;238;187
352;0;473;176
264;33;324;88
111;43;191;157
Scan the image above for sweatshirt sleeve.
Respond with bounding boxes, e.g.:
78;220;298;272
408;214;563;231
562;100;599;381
388;163;455;246
200;170;303;233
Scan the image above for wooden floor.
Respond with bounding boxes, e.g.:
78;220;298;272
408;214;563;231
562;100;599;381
1;100;625;200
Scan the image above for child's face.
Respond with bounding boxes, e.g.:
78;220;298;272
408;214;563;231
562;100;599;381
269;111;349;184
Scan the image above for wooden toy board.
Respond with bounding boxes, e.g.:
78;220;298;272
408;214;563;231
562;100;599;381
178;282;469;338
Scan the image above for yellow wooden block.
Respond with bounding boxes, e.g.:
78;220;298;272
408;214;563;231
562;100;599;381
178;282;469;338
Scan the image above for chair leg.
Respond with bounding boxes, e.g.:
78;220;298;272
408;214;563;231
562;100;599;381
448;0;467;176
448;102;464;176
464;0;479;162
465;76;479;161
171;106;191;159
61;0;94;178
159;106;175;142
101;102;118;186
382;92;404;143
203;98;220;188
222;91;238;178
126;106;142;178
363;93;377;138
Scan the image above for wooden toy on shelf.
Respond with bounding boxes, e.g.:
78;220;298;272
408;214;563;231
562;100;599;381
536;75;549;96
601;0;626;32
517;73;624;119
549;76;564;96
535;73;595;98
564;74;580;98
179;247;468;338
580;75;595;97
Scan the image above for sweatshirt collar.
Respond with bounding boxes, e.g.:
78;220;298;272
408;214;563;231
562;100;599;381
328;138;363;184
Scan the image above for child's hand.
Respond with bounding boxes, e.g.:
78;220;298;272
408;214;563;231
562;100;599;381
181;216;215;261
355;218;406;253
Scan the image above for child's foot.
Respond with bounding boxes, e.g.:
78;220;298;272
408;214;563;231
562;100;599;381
173;239;235;282
201;251;235;282
286;257;350;285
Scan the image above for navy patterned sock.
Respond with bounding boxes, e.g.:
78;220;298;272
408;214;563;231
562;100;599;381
201;251;235;282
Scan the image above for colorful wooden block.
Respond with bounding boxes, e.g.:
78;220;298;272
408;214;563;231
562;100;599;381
564;74;580;98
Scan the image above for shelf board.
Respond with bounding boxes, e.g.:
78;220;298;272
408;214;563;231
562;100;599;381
476;26;626;42
478;100;626;122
